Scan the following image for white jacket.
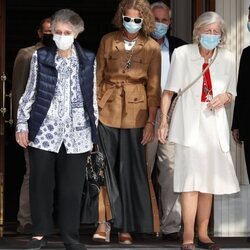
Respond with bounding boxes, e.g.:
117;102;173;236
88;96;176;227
165;44;236;153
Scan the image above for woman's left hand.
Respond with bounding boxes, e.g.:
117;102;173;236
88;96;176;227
16;131;29;148
141;123;154;145
207;93;230;110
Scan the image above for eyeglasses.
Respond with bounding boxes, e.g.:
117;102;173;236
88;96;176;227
203;29;221;35
122;15;143;24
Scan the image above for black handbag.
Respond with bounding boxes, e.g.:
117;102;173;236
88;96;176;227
86;148;106;188
81;146;106;224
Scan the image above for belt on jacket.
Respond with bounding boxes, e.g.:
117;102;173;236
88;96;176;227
98;81;145;109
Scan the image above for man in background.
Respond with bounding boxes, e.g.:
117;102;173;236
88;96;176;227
231;5;250;183
12;17;52;234
147;1;186;241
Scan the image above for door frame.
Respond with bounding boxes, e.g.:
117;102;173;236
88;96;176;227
0;0;6;226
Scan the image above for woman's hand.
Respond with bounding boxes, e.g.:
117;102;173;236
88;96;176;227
141;122;155;145
158;120;169;144
16;131;29;148
232;129;242;144
207;92;232;110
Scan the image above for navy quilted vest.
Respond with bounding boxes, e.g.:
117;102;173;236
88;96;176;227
28;42;98;144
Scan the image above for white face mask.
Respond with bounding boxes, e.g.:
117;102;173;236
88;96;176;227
53;34;74;50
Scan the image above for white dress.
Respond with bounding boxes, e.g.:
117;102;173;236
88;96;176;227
173;103;240;194
165;44;240;195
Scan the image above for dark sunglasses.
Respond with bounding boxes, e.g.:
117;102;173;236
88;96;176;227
122;15;143;24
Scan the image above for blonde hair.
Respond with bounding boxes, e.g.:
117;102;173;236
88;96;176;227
112;0;155;36
193;11;227;46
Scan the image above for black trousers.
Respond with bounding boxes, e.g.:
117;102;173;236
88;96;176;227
98;122;153;233
244;140;250;182
28;145;88;244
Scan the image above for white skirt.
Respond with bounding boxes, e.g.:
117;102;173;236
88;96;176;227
173;103;240;195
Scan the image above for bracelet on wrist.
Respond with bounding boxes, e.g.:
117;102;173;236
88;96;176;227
160;112;169;121
160;112;168;117
160;115;169;121
146;121;155;126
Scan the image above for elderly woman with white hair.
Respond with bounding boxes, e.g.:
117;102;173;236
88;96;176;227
15;8;98;250
158;11;240;250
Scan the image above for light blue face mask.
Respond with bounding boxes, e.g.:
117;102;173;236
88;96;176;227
151;22;169;39
200;34;221;50
123;20;142;34
247;22;250;32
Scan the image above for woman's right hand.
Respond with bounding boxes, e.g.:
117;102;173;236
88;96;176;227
16;131;29;148
158;121;169;144
232;129;242;144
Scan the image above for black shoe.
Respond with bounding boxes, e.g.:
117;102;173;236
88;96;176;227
197;239;220;249
25;238;47;250
162;232;180;241
17;223;32;235
64;243;87;250
181;243;196;250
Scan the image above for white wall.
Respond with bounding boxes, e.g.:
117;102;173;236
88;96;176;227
214;0;250;236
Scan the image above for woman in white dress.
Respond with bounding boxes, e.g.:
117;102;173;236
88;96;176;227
158;11;240;250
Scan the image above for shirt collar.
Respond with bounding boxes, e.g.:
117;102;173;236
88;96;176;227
160;36;169;50
190;43;218;63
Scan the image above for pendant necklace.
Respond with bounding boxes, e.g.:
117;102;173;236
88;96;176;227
122;30;138;70
124;40;137;70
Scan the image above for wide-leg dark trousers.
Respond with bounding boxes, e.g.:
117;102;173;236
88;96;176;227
28;145;88;244
98;122;153;233
244;140;250;182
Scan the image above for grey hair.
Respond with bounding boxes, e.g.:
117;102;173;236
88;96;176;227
193;11;227;46
51;9;84;35
150;1;172;19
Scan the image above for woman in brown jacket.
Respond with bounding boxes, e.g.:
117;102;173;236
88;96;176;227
93;0;161;244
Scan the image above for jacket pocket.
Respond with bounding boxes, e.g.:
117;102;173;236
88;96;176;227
125;87;147;124
132;57;149;65
104;51;119;60
127;94;144;103
125;85;146;104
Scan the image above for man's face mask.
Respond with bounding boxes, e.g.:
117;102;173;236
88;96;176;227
42;33;54;46
151;22;169;40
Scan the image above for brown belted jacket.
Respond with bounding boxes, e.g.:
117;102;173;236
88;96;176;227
96;30;161;128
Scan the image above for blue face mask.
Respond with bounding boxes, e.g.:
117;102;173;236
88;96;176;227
200;34;221;50
123;20;142;34
247;22;250;32
151;22;169;39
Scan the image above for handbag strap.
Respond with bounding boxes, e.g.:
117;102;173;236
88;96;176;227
92;144;100;153
177;47;218;97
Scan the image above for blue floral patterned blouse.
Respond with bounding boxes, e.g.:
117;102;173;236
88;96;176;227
16;47;98;154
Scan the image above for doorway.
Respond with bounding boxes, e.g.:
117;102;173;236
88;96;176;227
2;0;120;225
1;0;214;225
